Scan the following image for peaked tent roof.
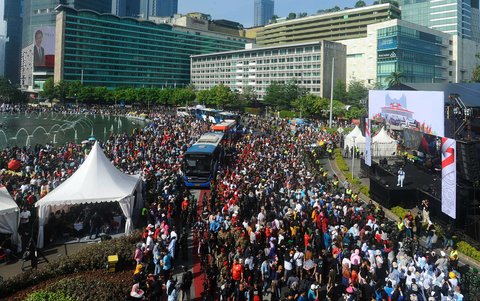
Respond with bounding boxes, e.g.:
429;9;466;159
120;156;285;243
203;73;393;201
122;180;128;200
346;125;363;140
373;127;396;144
35;142;140;208
0;186;18;216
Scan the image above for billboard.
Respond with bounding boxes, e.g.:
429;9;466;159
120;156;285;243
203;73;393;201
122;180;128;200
369;90;444;137
33;26;55;68
441;138;456;219
365;118;371;166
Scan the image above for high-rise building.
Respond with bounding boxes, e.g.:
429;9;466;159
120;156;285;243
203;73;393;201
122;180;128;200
256;4;400;45
112;0;140;17
21;0;112;90
399;0;480;42
139;0;178;18
0;0;23;84
254;0;274;27
52;6;247;89
192;41;346;99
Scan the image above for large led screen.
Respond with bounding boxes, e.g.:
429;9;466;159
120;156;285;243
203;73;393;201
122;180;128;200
33;26;55;68
369;90;444;137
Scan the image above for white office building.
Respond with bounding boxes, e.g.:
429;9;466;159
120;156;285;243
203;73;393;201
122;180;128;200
191;41;346;99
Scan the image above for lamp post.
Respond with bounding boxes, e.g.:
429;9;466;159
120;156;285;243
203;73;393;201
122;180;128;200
351;135;357;179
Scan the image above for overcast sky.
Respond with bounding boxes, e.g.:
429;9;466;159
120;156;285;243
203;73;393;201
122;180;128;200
178;0;369;27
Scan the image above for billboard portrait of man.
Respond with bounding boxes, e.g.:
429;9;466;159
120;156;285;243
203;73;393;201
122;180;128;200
34;30;45;67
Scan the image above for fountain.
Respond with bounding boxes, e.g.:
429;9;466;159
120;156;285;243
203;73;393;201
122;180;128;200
0;130;8;144
26;136;30;147
53;134;57;144
12;128;30;140
32;126;49;137
91;127;94;137
104;127;107;137
74;130;78;140
110;124;114;132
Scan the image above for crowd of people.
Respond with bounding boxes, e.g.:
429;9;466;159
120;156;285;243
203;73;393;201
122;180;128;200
130;114;465;301
0;106;467;301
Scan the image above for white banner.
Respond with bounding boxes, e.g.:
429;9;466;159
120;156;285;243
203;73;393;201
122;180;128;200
365;118;372;166
441;137;456;219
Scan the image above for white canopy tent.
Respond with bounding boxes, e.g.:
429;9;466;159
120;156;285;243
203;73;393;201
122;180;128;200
372;127;398;157
343;125;365;153
0;186;20;248
35;142;143;248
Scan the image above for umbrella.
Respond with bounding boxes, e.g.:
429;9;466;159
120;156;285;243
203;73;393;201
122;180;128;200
81;140;89;144
88;137;96;141
8;159;21;171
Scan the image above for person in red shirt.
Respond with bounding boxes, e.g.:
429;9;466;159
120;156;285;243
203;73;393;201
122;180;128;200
231;258;244;283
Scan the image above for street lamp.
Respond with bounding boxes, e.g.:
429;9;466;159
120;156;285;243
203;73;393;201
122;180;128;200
351;135;357;179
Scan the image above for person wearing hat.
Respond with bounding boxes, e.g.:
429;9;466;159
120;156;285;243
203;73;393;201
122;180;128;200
308;284;319;301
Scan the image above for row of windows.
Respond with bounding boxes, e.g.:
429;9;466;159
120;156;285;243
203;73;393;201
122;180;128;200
192;71;322;77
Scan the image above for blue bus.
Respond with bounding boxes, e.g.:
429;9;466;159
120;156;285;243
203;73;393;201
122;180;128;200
184;132;224;188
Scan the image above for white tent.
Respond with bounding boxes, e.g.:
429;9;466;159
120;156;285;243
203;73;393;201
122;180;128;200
0;186;19;248
372;127;398;157
35;142;143;248
343;125;365;152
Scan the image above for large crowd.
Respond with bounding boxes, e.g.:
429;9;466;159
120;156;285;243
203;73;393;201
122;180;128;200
0;108;466;301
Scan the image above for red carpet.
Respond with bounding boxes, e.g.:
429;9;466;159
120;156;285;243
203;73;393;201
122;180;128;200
192;189;210;300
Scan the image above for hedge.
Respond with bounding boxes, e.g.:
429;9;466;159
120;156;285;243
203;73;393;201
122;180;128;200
279;110;298;119
457;241;480;262
244;107;261;115
0;231;140;297
391;206;408;219
25;291;77;301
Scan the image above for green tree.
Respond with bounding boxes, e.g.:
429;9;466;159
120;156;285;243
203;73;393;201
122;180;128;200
67;81;82;99
172;88;196;106
298;12;308;18
40;78;56;100
0;77;24;103
210;84;234;108
263;82;285;109
293;94;319;117
386;71;406;88
355;0;367;7
333;79;348;102
345;106;367;119
54;80;70;102
158;88;174;106
287;12;297;20
196;89;211;105
347;80;369;105
240;86;258;107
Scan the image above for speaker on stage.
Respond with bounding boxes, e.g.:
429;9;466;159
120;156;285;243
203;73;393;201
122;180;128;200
457;141;480;182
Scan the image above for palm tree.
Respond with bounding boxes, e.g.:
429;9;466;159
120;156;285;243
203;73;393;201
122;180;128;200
386;71;405;88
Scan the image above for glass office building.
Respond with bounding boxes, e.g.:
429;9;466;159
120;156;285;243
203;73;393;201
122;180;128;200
254;0;274;27
376;24;448;85
55;6;247;88
399;0;480;41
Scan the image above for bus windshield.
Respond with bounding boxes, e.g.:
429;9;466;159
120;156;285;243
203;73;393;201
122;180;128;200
185;154;211;175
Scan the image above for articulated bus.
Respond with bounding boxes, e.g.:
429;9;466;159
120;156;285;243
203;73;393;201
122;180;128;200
184;132;224;189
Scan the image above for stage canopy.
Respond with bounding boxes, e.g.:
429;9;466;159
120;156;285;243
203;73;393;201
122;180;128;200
372;127;398;157
35;142;143;248
0;186;19;247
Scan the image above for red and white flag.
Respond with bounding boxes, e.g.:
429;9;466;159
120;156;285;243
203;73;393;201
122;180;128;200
441;137;456;219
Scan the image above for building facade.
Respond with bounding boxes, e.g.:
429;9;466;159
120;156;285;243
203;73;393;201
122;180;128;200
111;0;140;17
139;0;177;18
21;0;112;90
254;0;274;27
256;4;400;45
4;0;23;84
338;19;453;87
191;41;346;99
399;0;480;42
53;6;247;89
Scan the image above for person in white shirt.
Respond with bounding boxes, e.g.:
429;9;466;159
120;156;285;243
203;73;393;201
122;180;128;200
397;167;405;187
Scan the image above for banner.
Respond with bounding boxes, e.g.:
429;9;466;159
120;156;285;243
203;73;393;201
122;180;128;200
441;138;456;219
365;118;371;166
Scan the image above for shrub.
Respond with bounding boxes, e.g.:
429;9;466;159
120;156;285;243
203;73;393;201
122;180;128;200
391;206;408;219
244;107;261;115
25;291;77;301
0;231;140;297
359;185;370;197
458;241;480;262
279;110;298;118
44;275;130;301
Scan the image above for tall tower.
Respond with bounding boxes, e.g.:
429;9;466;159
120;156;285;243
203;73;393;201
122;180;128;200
399;0;480;42
112;0;140;17
139;0;178;18
254;0;274;27
4;0;23;83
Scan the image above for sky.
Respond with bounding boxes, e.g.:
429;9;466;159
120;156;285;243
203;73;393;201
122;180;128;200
179;0;368;28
